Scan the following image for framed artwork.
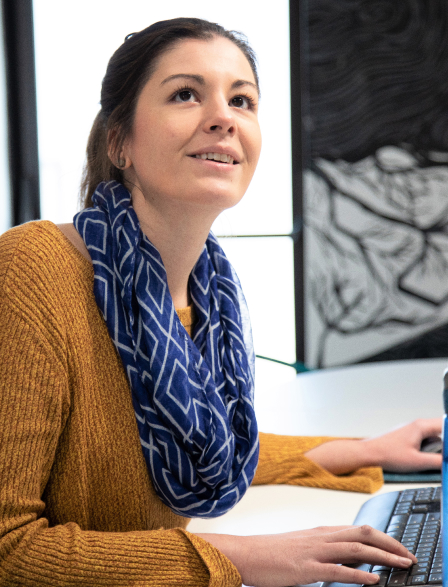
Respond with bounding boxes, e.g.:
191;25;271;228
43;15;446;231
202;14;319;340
299;0;448;367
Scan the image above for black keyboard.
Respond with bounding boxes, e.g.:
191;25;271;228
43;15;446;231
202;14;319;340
321;487;442;587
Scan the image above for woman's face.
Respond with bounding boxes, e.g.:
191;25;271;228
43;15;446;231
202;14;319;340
122;35;262;215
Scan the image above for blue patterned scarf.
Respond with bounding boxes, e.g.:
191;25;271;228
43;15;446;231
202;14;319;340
74;181;259;518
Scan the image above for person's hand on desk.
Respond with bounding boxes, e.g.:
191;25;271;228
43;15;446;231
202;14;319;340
304;418;442;474
195;525;416;587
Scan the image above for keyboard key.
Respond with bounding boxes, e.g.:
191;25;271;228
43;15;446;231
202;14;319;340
418;540;436;548
402;538;418;543
395;507;412;514
388;532;403;540
416;546;433;553
387;571;409;586
372;571;391;586
421;531;438;538
410;564;430;575
408;514;425;524
414;557;430;564
428;574;442;584
415;552;433;560
388;524;405;533
426;513;441;522
423;522;440;530
415;495;431;505
420;532;437;539
390;515;409;526
412;506;428;513
423;527;440;534
408;575;427;585
372;566;392;572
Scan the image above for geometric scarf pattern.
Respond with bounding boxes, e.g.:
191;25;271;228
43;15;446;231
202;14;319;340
74;181;259;518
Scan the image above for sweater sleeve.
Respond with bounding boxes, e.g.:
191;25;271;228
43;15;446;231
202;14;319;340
0;227;241;587
253;432;383;493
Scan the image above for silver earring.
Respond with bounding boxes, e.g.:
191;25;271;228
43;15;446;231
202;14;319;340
117;156;126;169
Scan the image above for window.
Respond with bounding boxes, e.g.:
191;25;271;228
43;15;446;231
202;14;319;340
0;1;10;234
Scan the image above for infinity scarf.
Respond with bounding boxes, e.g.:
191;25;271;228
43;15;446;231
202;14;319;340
74;181;259;518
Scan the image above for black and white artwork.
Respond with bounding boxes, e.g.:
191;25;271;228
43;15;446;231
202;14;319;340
303;1;448;367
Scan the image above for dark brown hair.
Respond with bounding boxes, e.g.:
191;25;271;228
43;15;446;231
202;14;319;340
79;17;259;208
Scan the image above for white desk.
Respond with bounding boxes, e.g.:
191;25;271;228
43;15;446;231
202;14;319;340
188;359;446;584
254;358;446;438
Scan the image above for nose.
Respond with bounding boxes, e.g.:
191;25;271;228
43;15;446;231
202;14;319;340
203;97;236;136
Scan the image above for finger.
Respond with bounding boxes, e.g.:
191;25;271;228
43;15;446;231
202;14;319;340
410;452;442;471
324;525;417;561
322;541;415;568
416;418;443;438
318;563;382;586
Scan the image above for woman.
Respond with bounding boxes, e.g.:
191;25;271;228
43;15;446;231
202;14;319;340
0;17;442;587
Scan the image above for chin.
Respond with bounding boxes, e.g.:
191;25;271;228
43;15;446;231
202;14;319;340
177;185;245;213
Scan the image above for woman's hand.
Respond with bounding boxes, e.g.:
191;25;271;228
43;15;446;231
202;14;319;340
195;524;416;587
361;418;442;472
304;418;442;475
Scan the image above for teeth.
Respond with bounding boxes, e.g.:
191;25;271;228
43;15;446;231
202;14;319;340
194;152;235;164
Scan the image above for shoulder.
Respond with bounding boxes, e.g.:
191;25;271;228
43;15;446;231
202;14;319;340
0;221;96;360
0;220;93;311
56;223;91;263
0;220;91;275
1;220;65;263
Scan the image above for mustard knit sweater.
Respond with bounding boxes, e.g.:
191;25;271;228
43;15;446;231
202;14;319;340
0;221;383;586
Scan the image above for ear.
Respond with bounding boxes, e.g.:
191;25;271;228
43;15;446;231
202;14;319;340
107;129;132;170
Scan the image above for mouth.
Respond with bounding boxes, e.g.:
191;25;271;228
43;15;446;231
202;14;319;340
189;152;239;165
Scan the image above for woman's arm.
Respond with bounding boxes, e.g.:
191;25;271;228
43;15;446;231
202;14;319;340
305;418;442;474
254;420;442;491
254;432;383;492
0;307;229;586
195;524;417;587
0;225;239;587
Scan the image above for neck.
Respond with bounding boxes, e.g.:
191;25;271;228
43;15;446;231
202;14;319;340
131;189;217;309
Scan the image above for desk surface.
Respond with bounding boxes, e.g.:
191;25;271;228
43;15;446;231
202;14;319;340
254;357;446;437
188;359;446;584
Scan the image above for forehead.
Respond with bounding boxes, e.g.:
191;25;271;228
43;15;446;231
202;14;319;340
151;36;257;86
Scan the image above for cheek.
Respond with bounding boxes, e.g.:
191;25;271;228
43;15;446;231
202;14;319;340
253;126;262;160
244;121;262;166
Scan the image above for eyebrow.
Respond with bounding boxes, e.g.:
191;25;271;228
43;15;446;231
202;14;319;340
161;73;259;93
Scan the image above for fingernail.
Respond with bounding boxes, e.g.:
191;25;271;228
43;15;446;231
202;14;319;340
398;557;412;566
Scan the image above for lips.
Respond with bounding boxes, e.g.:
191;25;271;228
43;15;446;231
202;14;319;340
193;152;236;165
188;147;240;164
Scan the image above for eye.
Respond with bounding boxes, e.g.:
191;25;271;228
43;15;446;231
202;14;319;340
230;95;256;110
173;88;196;103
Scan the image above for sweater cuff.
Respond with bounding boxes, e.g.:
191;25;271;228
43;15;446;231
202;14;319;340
254;432;383;493
180;530;242;587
